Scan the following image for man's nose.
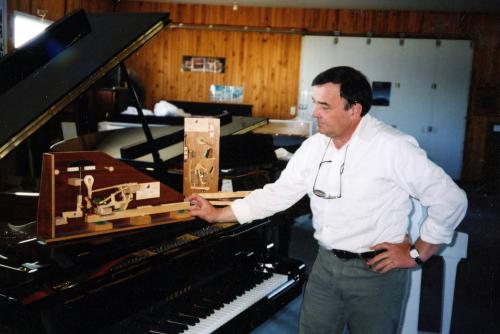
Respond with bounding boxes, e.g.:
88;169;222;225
312;106;320;118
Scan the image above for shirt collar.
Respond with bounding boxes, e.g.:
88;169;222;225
353;113;378;142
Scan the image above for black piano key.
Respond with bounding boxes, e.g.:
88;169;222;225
212;288;237;304
150;307;198;326
176;304;210;319
201;284;231;304
132;319;163;333
159;321;189;334
224;275;257;297
164;313;199;326
120;325;152;334
180;295;219;315
192;303;215;317
198;297;223;310
136;315;188;334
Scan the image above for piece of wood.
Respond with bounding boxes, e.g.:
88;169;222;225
87;221;113;232
129;215;152;226
169;211;192;220
199;191;251;199
209;200;234;206
67;177;82;186
85;202;190;223
183;117;220;196
37;153;55;239
40;216;194;244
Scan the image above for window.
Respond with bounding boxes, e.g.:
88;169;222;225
13;10;52;48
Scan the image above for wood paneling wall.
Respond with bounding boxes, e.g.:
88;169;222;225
4;0;500;181
125;28;301;119
117;1;302;119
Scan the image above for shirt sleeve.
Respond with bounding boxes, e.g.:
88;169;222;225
390;136;468;244
231;140;314;224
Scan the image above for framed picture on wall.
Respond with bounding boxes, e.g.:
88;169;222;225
181;55;225;73
372;81;391;106
0;0;7;56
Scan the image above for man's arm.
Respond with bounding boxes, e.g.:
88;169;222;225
414;238;442;262
187;194;237;223
367;137;467;274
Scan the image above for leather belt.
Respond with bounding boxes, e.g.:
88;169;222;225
330;248;386;260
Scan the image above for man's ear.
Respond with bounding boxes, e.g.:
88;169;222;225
351;103;362;117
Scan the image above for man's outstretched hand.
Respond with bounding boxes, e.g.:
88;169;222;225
186;193;237;223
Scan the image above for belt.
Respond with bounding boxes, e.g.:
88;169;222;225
330;248;386;260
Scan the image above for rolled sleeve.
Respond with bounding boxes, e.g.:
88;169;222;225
420;216;458;244
230;198;254;224
392;136;468;245
420;188;468;244
229;136;319;224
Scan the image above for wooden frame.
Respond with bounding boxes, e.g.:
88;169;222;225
183;117;220;196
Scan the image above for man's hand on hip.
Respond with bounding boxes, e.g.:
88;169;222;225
366;235;418;273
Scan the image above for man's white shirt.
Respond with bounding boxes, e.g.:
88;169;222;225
231;114;467;252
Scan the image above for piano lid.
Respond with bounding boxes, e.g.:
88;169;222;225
0;9;170;160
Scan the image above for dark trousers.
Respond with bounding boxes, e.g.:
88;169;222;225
298;247;410;334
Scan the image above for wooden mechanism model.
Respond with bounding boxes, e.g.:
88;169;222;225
37;151;191;243
183;117;220;196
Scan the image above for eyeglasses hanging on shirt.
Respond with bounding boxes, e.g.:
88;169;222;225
312;139;349;199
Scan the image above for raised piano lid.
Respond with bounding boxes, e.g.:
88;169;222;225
0;9;170;160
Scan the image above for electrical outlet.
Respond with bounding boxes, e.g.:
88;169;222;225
290;106;296;116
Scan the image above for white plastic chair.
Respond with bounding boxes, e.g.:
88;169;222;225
401;198;469;334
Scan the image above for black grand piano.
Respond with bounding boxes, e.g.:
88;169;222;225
0;9;305;334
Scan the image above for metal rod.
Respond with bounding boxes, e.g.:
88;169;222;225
119;62;164;177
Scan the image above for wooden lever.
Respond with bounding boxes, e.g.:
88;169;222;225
199;191;251;200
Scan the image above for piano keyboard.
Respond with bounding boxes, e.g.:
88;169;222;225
128;272;289;334
180;273;288;334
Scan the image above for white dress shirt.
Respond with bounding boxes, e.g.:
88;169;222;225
231;114;468;253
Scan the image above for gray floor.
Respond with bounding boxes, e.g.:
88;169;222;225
252;293;303;334
251;182;500;333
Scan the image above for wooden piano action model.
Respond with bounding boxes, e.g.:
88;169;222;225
37;151;191;243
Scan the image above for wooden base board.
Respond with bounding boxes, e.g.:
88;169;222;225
38;216;194;244
88;221;113;232
129;215;152;225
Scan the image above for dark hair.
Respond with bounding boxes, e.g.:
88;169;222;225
312;66;372;116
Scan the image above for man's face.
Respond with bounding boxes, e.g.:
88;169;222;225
312;83;358;140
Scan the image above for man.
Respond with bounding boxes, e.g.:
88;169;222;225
187;66;467;334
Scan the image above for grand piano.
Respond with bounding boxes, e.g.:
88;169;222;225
0;9;306;334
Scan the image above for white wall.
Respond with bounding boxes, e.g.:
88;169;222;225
298;36;473;179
